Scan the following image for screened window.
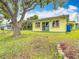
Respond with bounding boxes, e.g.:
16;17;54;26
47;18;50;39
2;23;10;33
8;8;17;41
35;22;40;28
52;20;59;27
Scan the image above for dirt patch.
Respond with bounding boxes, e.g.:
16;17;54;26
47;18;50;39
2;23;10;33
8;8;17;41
13;36;58;59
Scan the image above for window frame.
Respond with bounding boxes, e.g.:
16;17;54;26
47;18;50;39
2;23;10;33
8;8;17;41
35;22;40;28
52;20;60;28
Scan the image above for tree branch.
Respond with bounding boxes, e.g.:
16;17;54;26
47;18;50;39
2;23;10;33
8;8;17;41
26;3;37;11
0;0;13;16
13;0;19;18
0;6;11;17
19;1;37;24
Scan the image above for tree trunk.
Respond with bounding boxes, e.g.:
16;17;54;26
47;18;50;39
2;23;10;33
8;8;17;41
12;23;21;37
11;18;21;37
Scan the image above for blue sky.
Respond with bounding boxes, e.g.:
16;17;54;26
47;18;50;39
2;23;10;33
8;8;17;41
33;0;79;12
67;0;79;7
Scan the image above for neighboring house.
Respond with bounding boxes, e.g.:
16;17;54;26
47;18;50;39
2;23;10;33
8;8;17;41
0;24;11;30
32;15;71;32
0;19;12;30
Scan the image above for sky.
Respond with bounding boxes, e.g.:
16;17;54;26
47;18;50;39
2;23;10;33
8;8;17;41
24;0;79;23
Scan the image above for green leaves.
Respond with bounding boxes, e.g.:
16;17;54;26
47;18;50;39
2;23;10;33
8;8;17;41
0;9;11;19
35;0;67;8
46;0;50;5
59;0;64;7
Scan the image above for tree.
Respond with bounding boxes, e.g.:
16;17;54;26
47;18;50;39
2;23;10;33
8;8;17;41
0;20;2;26
22;15;38;30
0;0;67;37
0;16;3;26
22;20;32;30
0;16;5;33
29;15;38;20
27;15;38;21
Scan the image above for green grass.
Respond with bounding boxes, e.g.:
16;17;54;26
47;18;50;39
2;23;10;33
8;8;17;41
0;30;79;59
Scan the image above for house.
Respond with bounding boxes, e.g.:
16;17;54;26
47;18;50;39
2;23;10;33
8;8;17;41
32;15;72;32
0;24;11;30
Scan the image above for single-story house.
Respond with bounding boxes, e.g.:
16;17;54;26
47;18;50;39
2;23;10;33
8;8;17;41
0;24;11;30
32;15;73;32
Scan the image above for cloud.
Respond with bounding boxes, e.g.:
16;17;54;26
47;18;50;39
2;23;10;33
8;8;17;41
68;5;78;11
69;12;78;21
24;11;35;20
35;11;57;18
24;5;78;22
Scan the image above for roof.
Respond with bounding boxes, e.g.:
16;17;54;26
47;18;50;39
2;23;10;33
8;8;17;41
32;15;69;22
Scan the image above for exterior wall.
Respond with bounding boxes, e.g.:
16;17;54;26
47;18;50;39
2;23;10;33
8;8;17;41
49;19;67;32
32;22;42;31
32;15;68;32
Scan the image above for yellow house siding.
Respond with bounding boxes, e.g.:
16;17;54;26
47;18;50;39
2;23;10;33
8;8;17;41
32;15;69;32
49;19;67;32
32;22;42;31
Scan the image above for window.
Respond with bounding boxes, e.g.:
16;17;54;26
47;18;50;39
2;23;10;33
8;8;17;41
35;22;40;28
52;20;59;27
56;20;59;27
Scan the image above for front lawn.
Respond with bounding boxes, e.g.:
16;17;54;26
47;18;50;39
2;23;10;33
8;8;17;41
0;30;79;59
